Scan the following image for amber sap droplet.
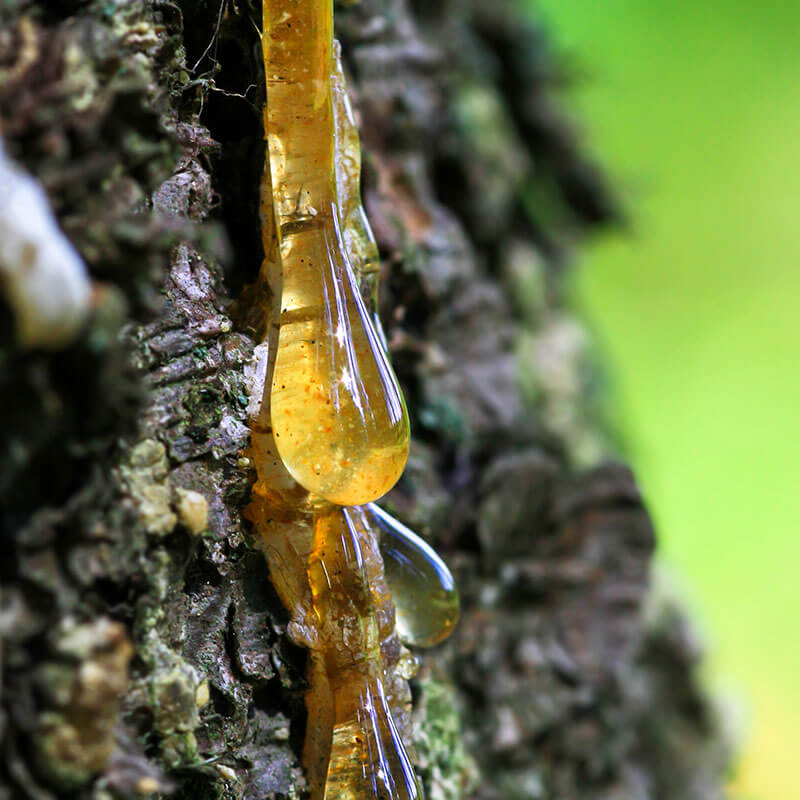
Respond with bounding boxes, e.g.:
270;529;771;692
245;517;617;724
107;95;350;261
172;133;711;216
365;504;460;648
264;0;410;506
270;217;409;505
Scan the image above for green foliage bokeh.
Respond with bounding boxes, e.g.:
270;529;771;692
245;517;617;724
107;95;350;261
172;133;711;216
530;1;800;798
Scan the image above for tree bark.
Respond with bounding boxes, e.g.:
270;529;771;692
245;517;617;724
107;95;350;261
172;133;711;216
0;1;730;799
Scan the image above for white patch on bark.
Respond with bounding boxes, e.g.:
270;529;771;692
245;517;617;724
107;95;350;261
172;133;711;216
0;139;92;348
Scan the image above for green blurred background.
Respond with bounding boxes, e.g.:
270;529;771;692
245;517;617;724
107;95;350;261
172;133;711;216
530;1;800;798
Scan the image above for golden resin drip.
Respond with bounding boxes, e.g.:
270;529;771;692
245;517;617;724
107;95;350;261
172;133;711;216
248;4;461;798
264;0;409;505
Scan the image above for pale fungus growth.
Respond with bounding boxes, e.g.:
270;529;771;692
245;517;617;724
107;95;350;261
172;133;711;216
0;140;92;349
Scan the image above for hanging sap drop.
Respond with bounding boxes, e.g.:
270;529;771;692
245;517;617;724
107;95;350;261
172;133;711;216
263;1;410;506
269;213;410;505
366;504;460;648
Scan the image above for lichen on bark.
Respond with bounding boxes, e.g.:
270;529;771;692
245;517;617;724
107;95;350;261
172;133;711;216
0;1;732;799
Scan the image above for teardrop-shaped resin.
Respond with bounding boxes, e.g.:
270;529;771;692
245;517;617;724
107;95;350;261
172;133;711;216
366;503;460;648
264;0;409;505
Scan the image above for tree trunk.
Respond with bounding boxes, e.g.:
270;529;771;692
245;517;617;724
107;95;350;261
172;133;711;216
0;1;730;799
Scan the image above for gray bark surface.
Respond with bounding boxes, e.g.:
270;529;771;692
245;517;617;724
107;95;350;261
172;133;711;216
0;1;730;799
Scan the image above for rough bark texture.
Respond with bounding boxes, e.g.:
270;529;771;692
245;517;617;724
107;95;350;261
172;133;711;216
0;1;731;799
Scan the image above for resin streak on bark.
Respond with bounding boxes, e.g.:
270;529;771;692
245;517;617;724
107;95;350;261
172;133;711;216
247;2;429;798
